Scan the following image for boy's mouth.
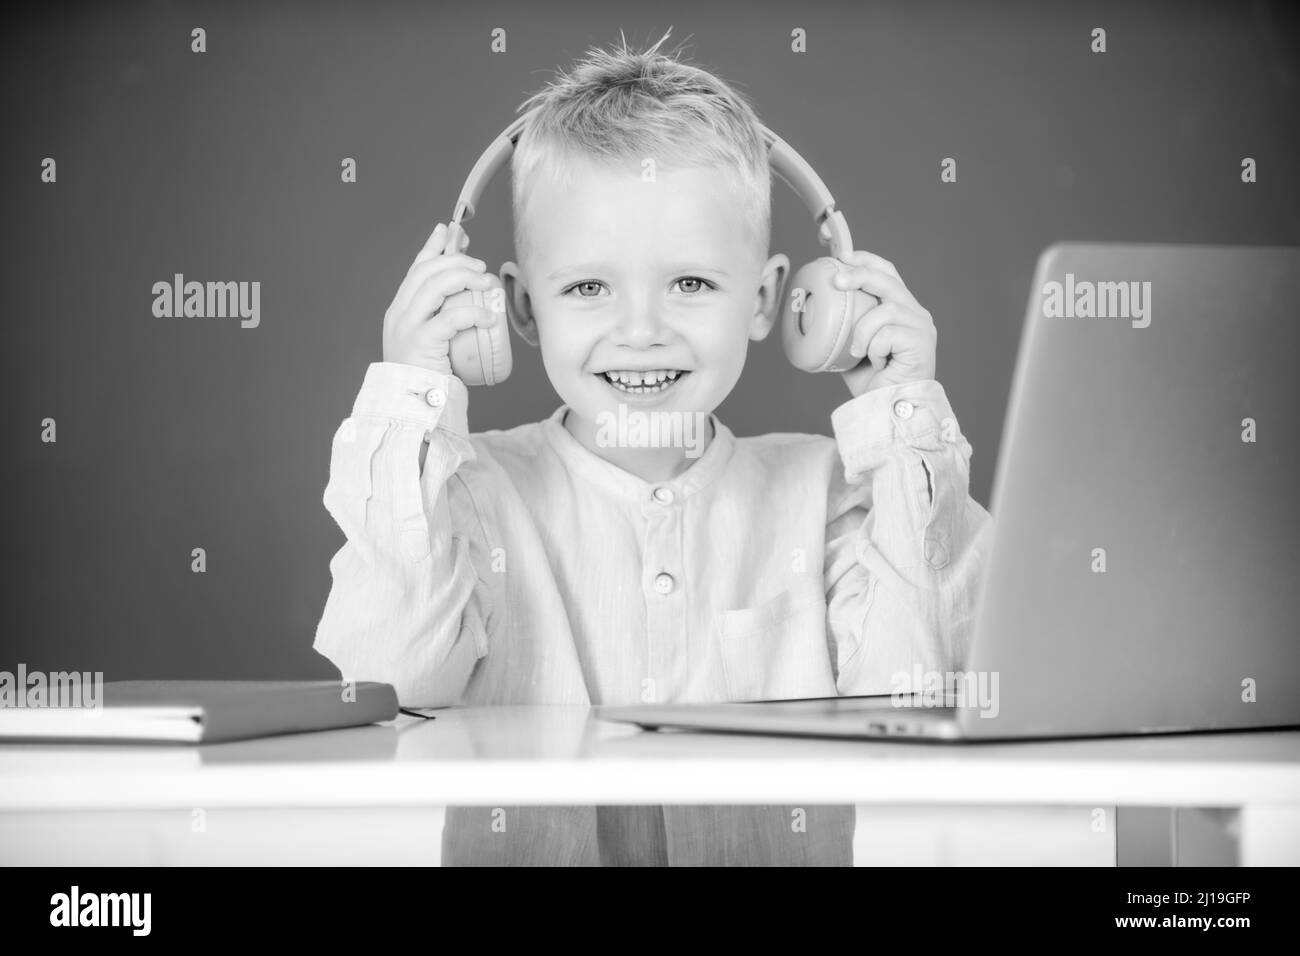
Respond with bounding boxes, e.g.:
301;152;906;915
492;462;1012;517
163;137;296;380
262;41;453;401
596;369;689;397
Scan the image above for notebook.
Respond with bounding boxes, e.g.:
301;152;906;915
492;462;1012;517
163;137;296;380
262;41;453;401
0;680;400;744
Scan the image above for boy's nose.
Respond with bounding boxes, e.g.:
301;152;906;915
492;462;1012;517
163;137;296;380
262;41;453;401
614;301;669;348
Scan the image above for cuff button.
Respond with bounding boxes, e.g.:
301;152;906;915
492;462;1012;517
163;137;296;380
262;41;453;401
893;399;915;420
425;387;447;408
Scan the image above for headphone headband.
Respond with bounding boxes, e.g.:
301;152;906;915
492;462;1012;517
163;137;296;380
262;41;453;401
449;106;853;260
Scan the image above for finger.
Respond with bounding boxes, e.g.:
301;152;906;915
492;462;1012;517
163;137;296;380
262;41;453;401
832;267;921;311
836;250;901;281
408;266;495;319
395;254;488;314
868;324;936;378
445;221;471;254
413;222;450;266
418;290;503;341
405;269;497;329
407;253;487;285
865;324;898;373
848;301;902;359
413;221;471;266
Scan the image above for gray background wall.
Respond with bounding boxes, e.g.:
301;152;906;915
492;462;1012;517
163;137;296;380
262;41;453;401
4;0;1297;681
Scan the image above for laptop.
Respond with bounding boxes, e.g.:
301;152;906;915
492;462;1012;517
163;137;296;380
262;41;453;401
597;242;1300;742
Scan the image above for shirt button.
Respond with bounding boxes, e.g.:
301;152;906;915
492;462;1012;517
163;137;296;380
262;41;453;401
893;399;915;420
425;388;446;408
653;572;675;595
651;486;675;505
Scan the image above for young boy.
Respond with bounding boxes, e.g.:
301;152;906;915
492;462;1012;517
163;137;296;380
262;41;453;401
314;33;992;866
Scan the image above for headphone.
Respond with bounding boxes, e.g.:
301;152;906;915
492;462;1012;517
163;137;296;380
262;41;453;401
439;107;878;386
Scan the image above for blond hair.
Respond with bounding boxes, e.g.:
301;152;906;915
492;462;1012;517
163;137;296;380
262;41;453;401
509;28;770;266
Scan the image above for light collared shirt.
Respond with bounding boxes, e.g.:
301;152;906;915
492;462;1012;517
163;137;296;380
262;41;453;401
312;361;993;864
315;363;992;708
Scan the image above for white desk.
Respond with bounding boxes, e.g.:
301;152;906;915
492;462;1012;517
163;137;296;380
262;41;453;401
2;706;1297;865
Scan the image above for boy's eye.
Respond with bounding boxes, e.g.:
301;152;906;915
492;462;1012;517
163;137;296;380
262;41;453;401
570;280;605;298
561;277;717;297
674;277;713;294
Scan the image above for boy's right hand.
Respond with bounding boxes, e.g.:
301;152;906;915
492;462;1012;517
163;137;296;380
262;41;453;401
382;222;500;376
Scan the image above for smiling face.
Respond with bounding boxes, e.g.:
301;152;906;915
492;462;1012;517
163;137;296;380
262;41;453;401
500;156;789;479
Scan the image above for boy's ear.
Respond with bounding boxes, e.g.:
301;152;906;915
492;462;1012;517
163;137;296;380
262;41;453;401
749;253;790;342
498;261;540;347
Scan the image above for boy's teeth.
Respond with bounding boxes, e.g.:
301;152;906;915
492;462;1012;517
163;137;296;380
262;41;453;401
601;369;685;392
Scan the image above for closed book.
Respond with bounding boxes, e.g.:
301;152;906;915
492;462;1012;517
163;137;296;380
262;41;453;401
0;680;399;744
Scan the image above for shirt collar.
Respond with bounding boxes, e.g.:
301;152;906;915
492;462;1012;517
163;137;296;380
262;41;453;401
541;405;736;506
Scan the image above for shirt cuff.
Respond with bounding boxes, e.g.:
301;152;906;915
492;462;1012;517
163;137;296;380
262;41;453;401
350;362;470;437
831;379;962;482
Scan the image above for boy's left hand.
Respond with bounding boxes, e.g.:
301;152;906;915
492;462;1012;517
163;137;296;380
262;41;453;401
831;250;937;397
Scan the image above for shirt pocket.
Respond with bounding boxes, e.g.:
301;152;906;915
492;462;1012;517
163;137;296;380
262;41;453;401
715;575;838;702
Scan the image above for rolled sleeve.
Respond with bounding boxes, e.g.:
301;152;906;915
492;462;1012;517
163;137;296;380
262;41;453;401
830;380;968;482
831;379;975;573
826;380;992;690
316;361;485;708
350;362;470;437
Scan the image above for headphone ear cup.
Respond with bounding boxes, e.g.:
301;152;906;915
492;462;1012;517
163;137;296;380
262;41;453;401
445;276;513;386
781;257;877;373
476;314;513;386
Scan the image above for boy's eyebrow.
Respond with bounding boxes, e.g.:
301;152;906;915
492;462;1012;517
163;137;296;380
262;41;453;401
546;263;730;280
